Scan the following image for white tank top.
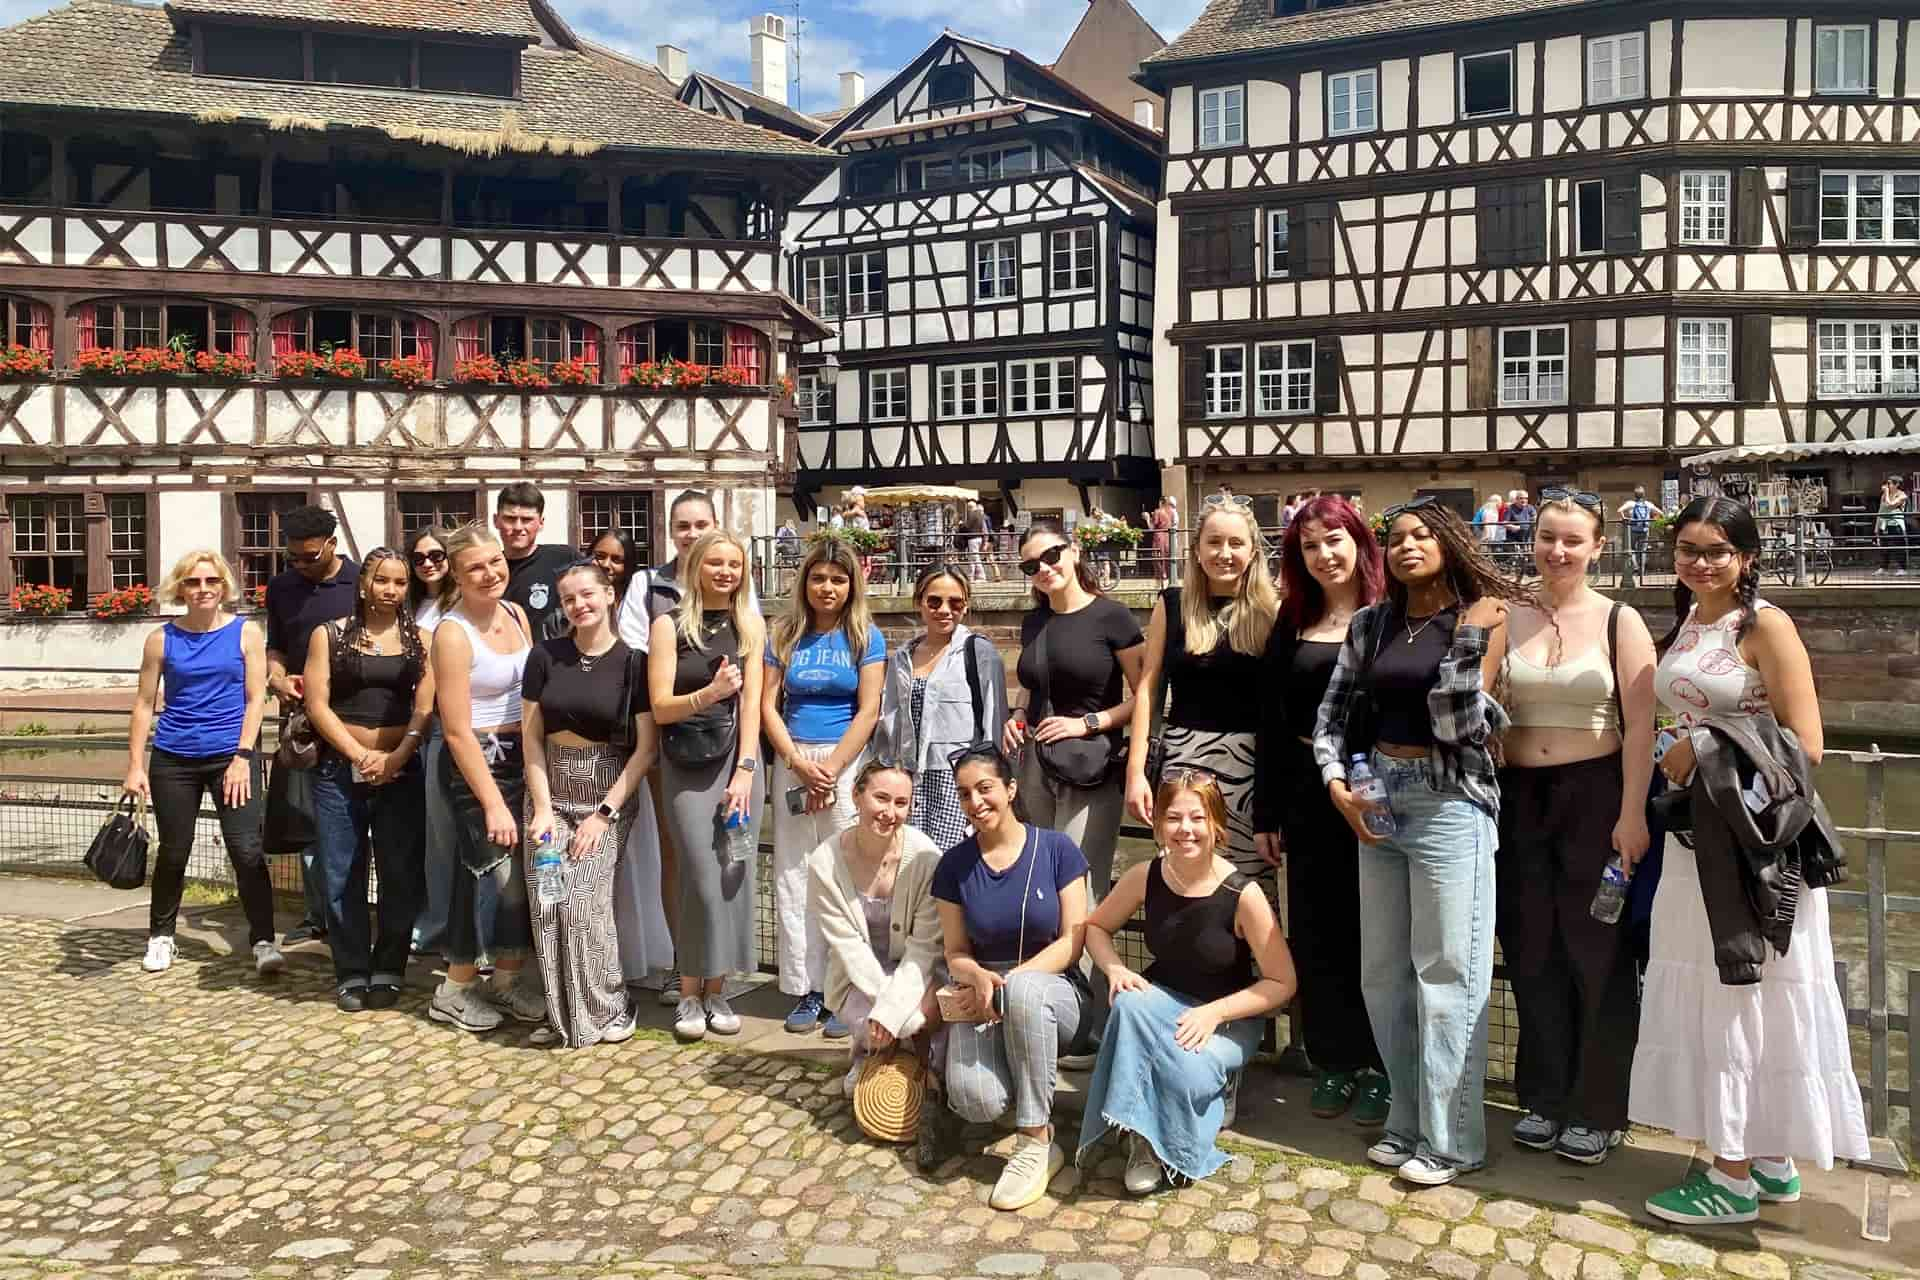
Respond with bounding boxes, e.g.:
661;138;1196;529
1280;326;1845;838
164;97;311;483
1655;600;1775;729
443;605;530;727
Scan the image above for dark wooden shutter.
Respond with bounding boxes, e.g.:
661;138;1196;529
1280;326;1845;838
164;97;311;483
1182;212;1214;286
1569;318;1597;404
1227;208;1255;285
1314;336;1341;416
1512;181;1546;264
1737;314;1772;402
1302;201;1334;277
1785;166;1819;248
1603;173;1640;253
1477;183;1510;267
1735;166;1766;247
1466;325;1494;409
1286;208;1308;277
1181;346;1205;419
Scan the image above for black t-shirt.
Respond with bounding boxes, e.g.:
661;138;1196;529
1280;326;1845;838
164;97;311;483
1016;596;1143;719
1161;587;1262;734
1286;639;1341;740
523;637;648;743
506;544;578;641
1367;606;1457;748
266;557;360;674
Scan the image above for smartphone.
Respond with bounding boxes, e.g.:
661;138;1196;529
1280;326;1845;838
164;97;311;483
784;784;809;816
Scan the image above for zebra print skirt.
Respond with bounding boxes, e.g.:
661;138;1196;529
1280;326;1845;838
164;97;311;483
526;742;634;1048
1160;726;1267;887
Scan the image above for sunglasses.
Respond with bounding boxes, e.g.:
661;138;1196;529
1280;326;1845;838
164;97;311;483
1166;767;1218;791
920;594;967;611
180;576;222;589
1380;494;1441;524
1202;493;1254;511
1540;487;1603;510
411;548;447;566
287;549;330;566
947;741;1011;771
1017;543;1069;577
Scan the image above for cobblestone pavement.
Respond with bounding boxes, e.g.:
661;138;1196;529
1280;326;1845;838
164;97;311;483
0;914;1904;1280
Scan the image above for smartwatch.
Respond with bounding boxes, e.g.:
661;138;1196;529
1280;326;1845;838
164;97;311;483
595;802;617;821
735;758;759;774
234;747;257;761
1083;712;1102;734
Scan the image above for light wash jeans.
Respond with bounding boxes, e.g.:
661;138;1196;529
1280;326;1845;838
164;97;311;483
1358;751;1496;1169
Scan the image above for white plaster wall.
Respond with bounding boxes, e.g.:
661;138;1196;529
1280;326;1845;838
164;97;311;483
1681;19;1786;96
1380;59;1410;131
1167;85;1194;157
0;617;151;688
1297;71;1324;143
1418;54;1454;127
1151;200;1181;463
334;489;387;559
1248;78;1290;148
1542;37;1582;113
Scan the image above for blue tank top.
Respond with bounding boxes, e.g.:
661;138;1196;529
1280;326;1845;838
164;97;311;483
153;619;248;758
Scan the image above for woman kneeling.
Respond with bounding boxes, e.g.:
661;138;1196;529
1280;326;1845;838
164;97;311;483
1079;771;1296;1195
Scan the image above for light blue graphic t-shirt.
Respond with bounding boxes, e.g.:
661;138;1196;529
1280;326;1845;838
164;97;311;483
767;623;886;743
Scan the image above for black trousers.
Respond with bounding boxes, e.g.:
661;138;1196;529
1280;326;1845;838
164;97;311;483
1496;754;1639;1131
148;747;275;945
439;736;532;967
1279;740;1384;1076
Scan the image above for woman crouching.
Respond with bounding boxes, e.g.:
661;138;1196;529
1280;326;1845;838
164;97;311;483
1079;770;1296;1195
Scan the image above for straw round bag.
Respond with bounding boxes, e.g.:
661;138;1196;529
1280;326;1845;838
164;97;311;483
852;1048;927;1144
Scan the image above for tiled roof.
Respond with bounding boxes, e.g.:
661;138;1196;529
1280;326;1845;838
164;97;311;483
1143;0;1605;69
0;0;836;160
165;0;541;40
686;73;826;139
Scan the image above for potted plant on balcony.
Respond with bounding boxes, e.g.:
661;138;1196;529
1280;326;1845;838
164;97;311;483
250;583;268;612
1075;520;1140;553
667;359;711;391
121;345;191;377
454;353;507;385
273;349;322;379
74;348;126;376
504;357;551;390
382;353;434;389
8;583;72;617
194;350;253;379
0;346;51;380
316;345;367;380
709;364;752;389
90;584;155;620
622;360;669;390
549;357;598;388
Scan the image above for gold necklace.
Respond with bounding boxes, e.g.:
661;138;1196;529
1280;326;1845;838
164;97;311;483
1160;850;1213;894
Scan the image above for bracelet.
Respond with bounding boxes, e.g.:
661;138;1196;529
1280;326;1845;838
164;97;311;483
405;729;423;739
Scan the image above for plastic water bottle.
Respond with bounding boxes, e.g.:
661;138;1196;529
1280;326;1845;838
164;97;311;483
1348;754;1396;837
534;832;566;907
723;808;756;867
1590;855;1631;924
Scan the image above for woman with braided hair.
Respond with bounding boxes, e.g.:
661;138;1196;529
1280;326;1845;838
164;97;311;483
1311;496;1532;1187
1632;497;1868;1226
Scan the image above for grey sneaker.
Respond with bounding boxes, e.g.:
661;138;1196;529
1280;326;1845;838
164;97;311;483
657;969;683;1007
491;972;547;1023
1554;1126;1624;1165
252;940;285;977
428;980;503;1033
704;994;741;1036
673;996;707;1042
1513;1111;1560;1150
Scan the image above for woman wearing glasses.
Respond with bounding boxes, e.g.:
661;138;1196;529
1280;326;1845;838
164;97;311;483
1494;490;1656;1165
1312;496;1530;1186
1256;496;1391;1126
1633;497;1867;1226
1126;495;1276;882
876;567;1008;850
1080;771;1295;1195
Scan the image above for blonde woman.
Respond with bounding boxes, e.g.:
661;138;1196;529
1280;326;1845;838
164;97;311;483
762;535;886;1036
123;550;279;976
649;530;766;1042
1125;495;1279;882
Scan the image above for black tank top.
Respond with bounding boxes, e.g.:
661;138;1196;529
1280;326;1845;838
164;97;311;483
1143;860;1255;1004
329;624;420;729
1162;587;1263;734
1367;605;1456;748
673;610;741;745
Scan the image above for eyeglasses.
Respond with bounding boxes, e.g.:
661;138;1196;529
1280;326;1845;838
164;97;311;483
947;741;1010;771
1166;767;1218;790
1380;495;1440;524
411;549;447;567
1540;487;1603;511
920;594;966;611
1017;543;1069;577
1202;493;1254;511
1674;544;1737;567
287;549;330;566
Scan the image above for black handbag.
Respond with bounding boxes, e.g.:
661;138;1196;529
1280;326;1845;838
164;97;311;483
275;706;320;771
85;794;150;890
1029;611;1123;789
663;714;735;766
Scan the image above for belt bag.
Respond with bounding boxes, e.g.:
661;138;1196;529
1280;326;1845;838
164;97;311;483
663;707;735;767
1029;615;1121;789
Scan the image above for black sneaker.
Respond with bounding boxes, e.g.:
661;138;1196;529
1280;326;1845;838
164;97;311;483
364;982;401;1010
283;921;327;946
915;1096;957;1173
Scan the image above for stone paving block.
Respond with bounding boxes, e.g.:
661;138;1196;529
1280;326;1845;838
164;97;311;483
1303;1245;1352;1276
1450;1225;1497;1257
1552;1212;1640;1256
1427;1249;1482;1280
1051;1263;1121;1280
1646;1236;1715;1269
1583;1252;1627;1280
1407;1186;1481;1221
1482;1200;1538;1231
1719;1252;1789;1280
1330;1199;1390;1233
802;1245;881;1269
976;1253;1045;1275
1543;1242;1585;1280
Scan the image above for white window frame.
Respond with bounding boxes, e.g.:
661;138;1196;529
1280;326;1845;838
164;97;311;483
1255;340;1314;416
1327;68;1377;136
845;250;885;317
1676;318;1734;402
1574;178;1606;256
1586;32;1644;105
1817;320;1920;398
1203;344;1245;418
1266;208;1290;278
801;255;841;321
798;372;833;425
1198;86;1244;149
867;368;908;422
1459;49;1515;119
1820;171;1920;245
937;363;1000;419
1678;170;1731;246
1497;324;1568;407
1050;227;1095;294
975;237;1018;302
1007;357;1077;415
1814;23;1871;95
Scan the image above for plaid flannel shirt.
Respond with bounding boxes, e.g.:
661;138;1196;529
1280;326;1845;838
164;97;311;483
1311;602;1510;820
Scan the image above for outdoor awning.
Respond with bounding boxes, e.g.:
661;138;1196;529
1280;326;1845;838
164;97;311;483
857;483;980;506
1681;436;1920;467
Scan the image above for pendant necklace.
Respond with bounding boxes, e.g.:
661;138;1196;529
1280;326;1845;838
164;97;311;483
1403;597;1455;645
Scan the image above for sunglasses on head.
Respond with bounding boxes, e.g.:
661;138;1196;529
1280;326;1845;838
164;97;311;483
1540;487;1603;510
1018;543;1069;577
1202;493;1254;511
411;548;447;566
947;741;1011;772
1380;494;1441;524
1166;767;1218;790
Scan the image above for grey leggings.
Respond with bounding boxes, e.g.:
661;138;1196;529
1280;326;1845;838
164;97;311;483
944;968;1089;1130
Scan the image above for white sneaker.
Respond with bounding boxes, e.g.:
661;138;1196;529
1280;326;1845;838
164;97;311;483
491;972;547;1023
704;994;741;1036
428;979;503;1033
601;1006;637;1045
673;996;707;1042
1222;1070;1241;1128
141;935;175;973
252;940;285;977
990;1134;1064;1212
1124;1133;1164;1196
657;969;682;1006
843;1063;860;1101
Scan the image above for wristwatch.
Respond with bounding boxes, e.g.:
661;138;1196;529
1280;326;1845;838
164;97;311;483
1083;713;1102;734
735;758;758;774
595;801;617;821
234;747;257;761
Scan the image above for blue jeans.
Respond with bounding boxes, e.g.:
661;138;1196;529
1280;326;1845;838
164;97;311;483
1359;752;1496;1168
311;752;427;988
411;731;497;956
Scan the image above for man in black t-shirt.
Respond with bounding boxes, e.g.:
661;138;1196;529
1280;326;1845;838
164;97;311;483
495;482;576;641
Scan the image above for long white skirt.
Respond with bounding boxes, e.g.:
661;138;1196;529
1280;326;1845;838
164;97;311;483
614;780;675;981
1629;843;1871;1168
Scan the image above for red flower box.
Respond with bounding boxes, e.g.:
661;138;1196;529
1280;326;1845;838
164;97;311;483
0;345;50;378
454;354;506;384
90;584;155;620
382;354;434;388
8;583;72;616
548;357;599;387
193;350;252;379
504;358;551;390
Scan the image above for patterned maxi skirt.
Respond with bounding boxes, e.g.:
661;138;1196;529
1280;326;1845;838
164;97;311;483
526;742;635;1048
1160;726;1266;888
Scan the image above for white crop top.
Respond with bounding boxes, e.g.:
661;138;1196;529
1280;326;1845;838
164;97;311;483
1504;641;1617;733
443;605;530;727
1655;600;1774;729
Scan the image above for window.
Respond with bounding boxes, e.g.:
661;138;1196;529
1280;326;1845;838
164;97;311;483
1203;345;1245;417
417;42;514;96
869;369;908;421
1575;179;1606;255
1008;358;1076;414
1586;32;1644;104
1498;326;1568;406
1266;209;1290;277
1256;340;1314;414
802;256;842;321
1327;69;1377;136
397;491;479;541
848;159;895;198
1459;50;1514;118
200;25;303;80
1814;24;1870;94
1050;227;1094;293
1817;321;1920;398
927;64;972;108
901;156;955;191
577;491;653;563
233;493;304;592
967;146;1034;183
274;309;432;378
1820;172;1920;244
312;34;411;88
1677;319;1734;400
976;238;1018;301
798;372;834;424
1679;171;1731;245
691;322;726;368
200;23;513;97
77;300;256;357
8;495;86;601
1198;86;1244;149
354;313;435;374
938;364;999;418
2;297;51;352
847;251;885;316
106;494;148;590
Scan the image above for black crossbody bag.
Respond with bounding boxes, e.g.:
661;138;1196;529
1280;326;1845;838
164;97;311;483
1030;616;1123;789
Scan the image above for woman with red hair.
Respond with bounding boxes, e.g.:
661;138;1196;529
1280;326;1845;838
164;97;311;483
1256;496;1390;1126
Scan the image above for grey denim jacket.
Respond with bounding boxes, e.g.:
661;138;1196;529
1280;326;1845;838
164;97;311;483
874;625;1009;776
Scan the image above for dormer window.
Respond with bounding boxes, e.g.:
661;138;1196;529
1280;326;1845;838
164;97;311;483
195;23;516;98
928;65;971;107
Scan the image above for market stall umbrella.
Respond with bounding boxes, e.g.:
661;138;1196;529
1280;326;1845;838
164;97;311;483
857;484;980;507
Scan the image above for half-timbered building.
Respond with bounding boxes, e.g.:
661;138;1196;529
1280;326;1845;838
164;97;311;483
785;31;1162;520
1136;0;1920;518
0;0;834;612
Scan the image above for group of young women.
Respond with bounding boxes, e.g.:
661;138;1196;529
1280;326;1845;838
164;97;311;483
118;486;1868;1224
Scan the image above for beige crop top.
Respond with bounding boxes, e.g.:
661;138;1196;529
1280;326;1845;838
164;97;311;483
1504;638;1618;733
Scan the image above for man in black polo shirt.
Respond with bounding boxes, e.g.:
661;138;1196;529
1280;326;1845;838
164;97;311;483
264;504;359;946
495;482;575;641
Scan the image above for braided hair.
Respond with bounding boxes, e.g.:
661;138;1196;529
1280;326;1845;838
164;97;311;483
1656;496;1763;653
338;547;425;685
1381;502;1536;615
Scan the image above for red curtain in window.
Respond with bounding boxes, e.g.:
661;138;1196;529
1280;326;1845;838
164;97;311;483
453;317;486;363
76;303;99;352
579;323;600;371
726;324;762;383
26;303;50;352
271;313;301;356
617;324;647;374
402;317;436;370
224;309;252;360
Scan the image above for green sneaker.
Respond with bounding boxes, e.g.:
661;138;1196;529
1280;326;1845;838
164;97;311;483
1645;1171;1759;1226
1310;1070;1358;1118
1351;1070;1391;1128
1751;1162;1801;1203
